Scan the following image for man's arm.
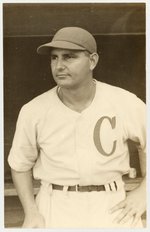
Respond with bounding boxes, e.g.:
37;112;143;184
11;169;45;228
109;149;146;226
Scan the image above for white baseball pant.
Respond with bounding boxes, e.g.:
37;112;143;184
35;178;143;228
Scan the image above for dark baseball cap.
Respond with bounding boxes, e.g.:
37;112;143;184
37;27;97;54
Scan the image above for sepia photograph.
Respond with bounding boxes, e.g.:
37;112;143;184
3;1;147;229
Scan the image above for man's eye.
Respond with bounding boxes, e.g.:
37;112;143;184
50;56;57;61
64;54;75;59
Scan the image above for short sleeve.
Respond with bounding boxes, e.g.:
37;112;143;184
123;95;146;153
8;105;39;172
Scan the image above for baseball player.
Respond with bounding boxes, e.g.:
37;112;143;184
8;27;146;228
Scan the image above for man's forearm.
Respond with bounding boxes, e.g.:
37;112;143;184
11;169;38;214
138;175;146;196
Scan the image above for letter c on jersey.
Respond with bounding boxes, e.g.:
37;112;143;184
93;116;117;156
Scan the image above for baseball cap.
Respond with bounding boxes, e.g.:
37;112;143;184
37;27;97;54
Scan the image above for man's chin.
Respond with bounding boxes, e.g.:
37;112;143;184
56;80;73;88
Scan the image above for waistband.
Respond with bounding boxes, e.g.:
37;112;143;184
41;176;124;194
52;183;106;192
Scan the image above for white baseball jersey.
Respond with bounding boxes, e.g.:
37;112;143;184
8;80;146;186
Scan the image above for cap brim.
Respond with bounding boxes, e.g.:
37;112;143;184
37;41;86;55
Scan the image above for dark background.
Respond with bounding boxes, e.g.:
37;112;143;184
3;3;146;181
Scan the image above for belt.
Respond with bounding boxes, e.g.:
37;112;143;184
52;184;105;192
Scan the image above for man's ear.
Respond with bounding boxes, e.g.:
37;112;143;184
89;53;99;71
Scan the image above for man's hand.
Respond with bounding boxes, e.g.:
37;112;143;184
22;211;45;228
109;184;146;226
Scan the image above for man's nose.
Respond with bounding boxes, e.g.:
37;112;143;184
56;58;65;70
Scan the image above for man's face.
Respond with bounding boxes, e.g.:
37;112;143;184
50;48;92;89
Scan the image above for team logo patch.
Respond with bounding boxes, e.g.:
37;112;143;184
93;116;117;156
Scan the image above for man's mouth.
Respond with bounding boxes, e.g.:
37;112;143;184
56;74;69;78
57;73;68;76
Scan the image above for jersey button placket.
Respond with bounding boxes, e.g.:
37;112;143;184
75;115;92;185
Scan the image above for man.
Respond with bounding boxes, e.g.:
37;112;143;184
8;27;146;228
